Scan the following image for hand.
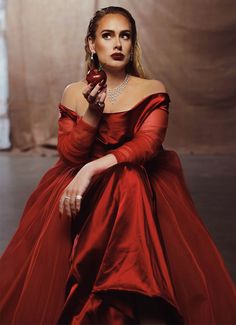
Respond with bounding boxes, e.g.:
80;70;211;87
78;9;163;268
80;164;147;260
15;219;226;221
59;165;94;218
82;81;107;114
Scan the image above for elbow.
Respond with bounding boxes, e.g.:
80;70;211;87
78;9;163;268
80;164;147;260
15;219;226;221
142;143;164;163
57;144;71;164
57;143;90;166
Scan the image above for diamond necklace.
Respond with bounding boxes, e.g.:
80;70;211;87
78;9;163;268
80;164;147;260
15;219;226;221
107;74;130;104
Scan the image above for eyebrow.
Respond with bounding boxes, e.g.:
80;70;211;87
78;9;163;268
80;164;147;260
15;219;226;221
100;29;131;34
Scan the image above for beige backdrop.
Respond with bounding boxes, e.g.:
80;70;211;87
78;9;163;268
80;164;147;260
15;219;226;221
6;0;236;153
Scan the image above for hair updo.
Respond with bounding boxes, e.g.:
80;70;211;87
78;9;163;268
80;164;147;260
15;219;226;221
84;6;147;78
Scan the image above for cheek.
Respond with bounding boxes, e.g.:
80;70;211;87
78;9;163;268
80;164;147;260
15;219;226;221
124;40;132;50
96;39;110;51
95;42;103;52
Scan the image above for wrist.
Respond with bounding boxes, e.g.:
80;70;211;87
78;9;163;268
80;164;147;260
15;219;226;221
81;161;97;178
88;103;103;117
82;154;118;177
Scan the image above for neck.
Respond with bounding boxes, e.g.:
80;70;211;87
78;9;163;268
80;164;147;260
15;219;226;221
103;69;127;89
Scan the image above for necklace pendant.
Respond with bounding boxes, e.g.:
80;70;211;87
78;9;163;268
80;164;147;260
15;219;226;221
107;74;130;104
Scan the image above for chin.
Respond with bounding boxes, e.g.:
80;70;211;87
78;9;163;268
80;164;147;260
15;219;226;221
104;61;128;71
106;66;127;73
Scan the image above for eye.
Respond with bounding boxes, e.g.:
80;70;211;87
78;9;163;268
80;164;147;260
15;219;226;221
122;33;131;40
102;33;111;39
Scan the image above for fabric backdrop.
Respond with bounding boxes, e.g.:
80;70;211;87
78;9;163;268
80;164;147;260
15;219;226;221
6;0;236;153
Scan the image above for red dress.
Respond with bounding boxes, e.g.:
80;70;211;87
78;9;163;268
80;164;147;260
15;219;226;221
0;93;235;324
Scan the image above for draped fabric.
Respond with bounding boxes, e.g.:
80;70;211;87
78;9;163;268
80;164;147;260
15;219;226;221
0;93;235;324
6;0;236;153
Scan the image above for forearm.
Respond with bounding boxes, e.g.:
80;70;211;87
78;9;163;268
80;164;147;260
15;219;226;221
85;154;118;176
82;106;102;128
57;111;98;165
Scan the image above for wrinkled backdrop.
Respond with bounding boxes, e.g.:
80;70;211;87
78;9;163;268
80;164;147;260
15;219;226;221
6;0;236;153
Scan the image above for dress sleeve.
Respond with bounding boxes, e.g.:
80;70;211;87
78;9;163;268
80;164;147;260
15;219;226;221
57;104;97;165
107;94;170;165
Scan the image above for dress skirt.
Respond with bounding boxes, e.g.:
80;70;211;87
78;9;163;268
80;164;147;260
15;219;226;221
0;94;235;324
58;161;184;324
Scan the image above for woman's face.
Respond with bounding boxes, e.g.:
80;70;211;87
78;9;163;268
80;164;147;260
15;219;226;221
88;13;133;72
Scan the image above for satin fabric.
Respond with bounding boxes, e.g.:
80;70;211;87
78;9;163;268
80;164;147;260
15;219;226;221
0;93;235;324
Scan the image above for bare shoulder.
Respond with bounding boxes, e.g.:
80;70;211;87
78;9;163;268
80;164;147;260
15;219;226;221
60;79;87;112
147;79;167;93
131;76;166;95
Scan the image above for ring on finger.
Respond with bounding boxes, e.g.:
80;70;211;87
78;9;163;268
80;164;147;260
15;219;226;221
97;101;105;108
76;194;83;200
64;196;71;200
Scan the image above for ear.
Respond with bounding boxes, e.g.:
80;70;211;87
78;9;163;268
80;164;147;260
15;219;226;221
88;36;96;53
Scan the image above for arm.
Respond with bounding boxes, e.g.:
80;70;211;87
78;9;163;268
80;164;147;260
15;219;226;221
85;96;169;176
108;108;168;164
57;109;97;165
57;83;105;165
60;82;103;128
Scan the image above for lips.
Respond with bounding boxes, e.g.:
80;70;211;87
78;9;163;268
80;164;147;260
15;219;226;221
111;53;125;60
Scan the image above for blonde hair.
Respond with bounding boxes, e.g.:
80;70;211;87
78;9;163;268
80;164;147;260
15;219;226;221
84;6;148;79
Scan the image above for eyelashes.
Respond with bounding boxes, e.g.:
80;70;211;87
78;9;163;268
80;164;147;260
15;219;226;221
102;33;131;40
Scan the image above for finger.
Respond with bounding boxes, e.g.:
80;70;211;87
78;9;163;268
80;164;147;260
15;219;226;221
82;83;94;98
89;82;103;98
96;91;103;102
85;82;105;104
75;198;81;214
64;197;72;218
98;84;107;95
83;82;93;94
99;88;107;102
70;195;77;217
96;86;107;102
75;202;80;214
59;196;65;216
101;83;107;90
97;83;107;94
87;86;100;103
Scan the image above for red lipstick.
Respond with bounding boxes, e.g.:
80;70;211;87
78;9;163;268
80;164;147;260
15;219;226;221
111;53;125;60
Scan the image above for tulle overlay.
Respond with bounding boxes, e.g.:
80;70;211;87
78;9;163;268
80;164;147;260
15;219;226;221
0;93;235;324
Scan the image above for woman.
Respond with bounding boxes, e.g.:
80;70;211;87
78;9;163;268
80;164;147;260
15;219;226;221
0;6;235;325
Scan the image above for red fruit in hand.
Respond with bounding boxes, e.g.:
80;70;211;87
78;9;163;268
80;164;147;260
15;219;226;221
86;67;107;86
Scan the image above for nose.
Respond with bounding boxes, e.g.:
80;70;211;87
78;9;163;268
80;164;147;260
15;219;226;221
114;36;122;50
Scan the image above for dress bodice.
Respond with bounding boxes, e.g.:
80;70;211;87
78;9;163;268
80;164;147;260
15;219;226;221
59;93;170;154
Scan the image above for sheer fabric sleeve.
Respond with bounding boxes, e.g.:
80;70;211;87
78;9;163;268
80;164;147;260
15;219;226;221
107;95;170;165
57;104;97;165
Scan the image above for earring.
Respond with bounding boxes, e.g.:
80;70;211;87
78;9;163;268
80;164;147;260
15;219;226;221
90;52;95;61
130;51;133;62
